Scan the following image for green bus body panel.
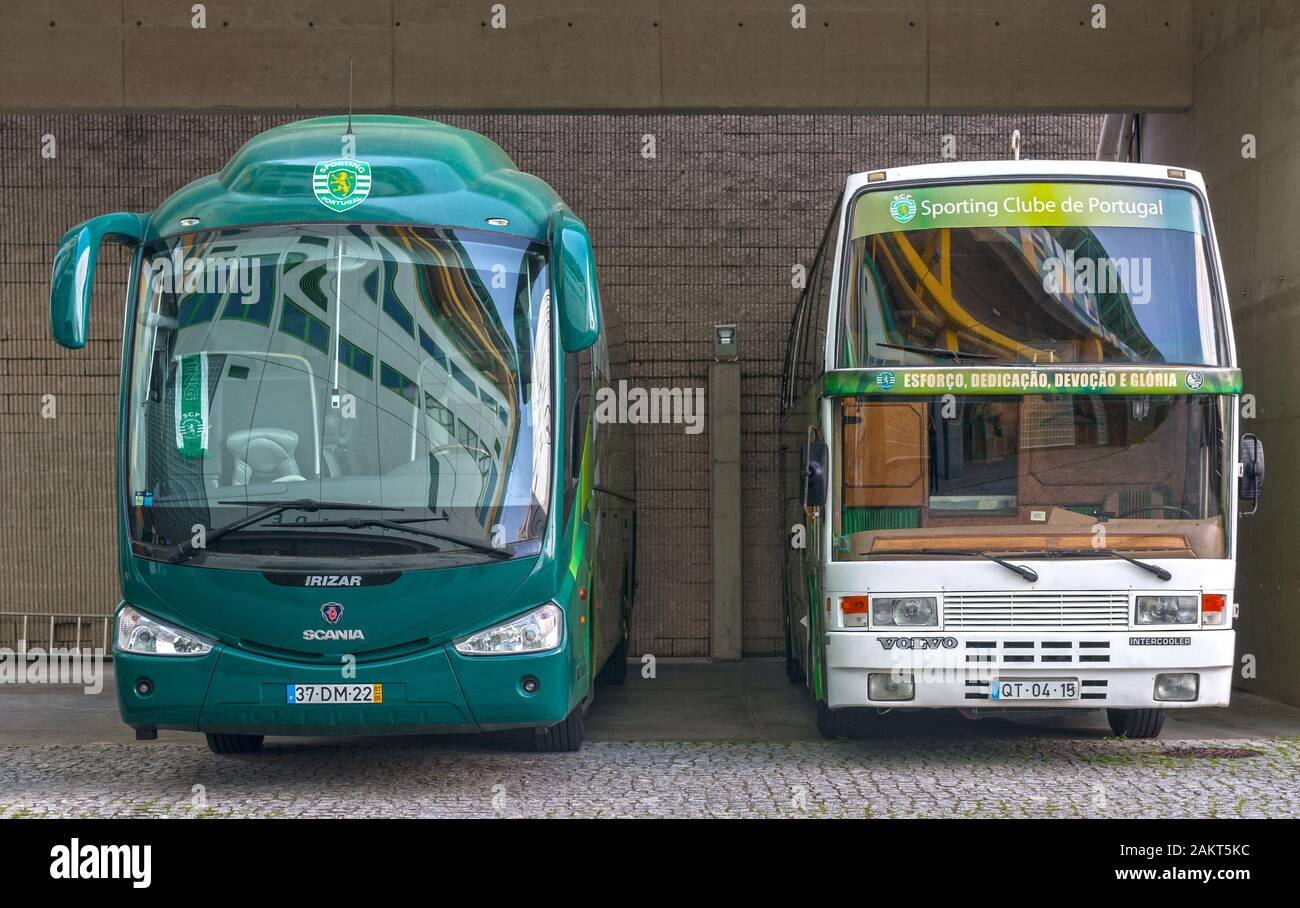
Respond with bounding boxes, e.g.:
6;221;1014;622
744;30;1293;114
449;642;577;731
147;116;565;243
124;555;546;656
115;643;578;735
116;522;595;735
207;645;474;733
91;115;634;738
114;649;221;730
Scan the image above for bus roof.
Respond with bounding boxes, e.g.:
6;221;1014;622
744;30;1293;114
844;159;1207;194
146;115;569;243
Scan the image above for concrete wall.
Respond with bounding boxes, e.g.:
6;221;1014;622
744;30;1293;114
1143;1;1300;706
1;1;1191;111
0;112;1101;655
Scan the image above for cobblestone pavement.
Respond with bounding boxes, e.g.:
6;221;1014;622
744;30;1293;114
2;736;1297;818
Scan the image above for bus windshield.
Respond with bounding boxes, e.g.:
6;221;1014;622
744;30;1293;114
125;224;553;566
838;182;1224;367
834;394;1230;561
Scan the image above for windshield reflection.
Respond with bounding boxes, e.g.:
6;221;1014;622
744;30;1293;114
125;225;553;567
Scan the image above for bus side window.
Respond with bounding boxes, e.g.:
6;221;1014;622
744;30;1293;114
781;291;808;413
788;202;839;407
793;260;820;403
801;217;836;390
784;250;821;409
563;347;592;521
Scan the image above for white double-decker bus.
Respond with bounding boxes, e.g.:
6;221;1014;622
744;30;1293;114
780;160;1265;739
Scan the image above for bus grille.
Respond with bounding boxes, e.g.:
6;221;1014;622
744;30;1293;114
944;592;1130;629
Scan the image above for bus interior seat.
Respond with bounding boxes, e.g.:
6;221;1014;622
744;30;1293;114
227;428;305;485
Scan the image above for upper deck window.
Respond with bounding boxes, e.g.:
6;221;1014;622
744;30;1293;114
838;182;1224;368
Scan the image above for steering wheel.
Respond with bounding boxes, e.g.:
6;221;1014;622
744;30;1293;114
1115;504;1193;519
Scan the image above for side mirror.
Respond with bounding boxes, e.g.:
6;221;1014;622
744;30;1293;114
802;440;829;509
50;212;145;349
1240;433;1264;515
550;213;601;353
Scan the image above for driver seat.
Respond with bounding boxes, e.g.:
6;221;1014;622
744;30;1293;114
227;428;302;485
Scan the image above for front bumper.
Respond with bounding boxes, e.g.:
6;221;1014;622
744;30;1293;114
115;640;577;736
825;629;1235;710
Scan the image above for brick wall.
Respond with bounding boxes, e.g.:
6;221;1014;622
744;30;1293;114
0;113;1101;655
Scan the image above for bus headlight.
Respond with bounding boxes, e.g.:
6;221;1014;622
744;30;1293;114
454;604;563;655
868;672;915;701
872;597;938;627
117;606;214;656
1154;673;1199;701
1135;596;1198;625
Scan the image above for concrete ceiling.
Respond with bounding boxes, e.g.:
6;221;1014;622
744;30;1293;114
3;0;1193;112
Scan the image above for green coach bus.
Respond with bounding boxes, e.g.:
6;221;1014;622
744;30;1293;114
48;116;636;753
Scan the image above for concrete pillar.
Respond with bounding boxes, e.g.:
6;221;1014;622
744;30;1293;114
709;361;742;661
1141;3;1300;707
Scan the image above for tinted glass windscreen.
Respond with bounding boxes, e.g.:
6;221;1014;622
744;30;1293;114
836;394;1229;561
839;182;1223;367
124;225;553;565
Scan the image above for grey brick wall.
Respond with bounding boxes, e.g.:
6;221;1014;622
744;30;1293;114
0;113;1100;655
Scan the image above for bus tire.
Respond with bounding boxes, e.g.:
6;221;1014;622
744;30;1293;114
784;622;806;684
816;701;849;739
532;706;585;752
817;702;883;740
1106;708;1167;739
205;733;264;754
597;635;628;686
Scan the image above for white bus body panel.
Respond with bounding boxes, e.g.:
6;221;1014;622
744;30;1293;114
822;559;1235;710
809;160;1240;714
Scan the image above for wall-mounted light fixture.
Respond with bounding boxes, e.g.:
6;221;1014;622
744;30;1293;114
714;323;738;361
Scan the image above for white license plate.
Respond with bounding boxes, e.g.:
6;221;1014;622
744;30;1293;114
989;679;1078;701
286;683;382;704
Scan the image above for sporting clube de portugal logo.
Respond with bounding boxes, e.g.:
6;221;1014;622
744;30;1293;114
889;192;916;224
313;158;372;212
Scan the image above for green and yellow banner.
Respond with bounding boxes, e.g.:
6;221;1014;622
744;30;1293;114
853;182;1205;239
824;366;1241;397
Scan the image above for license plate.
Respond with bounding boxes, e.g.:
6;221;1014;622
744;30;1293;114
989;679;1078;701
286;683;382;704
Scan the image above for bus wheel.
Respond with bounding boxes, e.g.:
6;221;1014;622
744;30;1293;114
532;706;585;752
1106;708;1167;739
597;635;628;686
817;702;882;740
784;619;806;684
205;733;264;754
816;701;842;739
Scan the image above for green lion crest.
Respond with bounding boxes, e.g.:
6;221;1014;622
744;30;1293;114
889;193;916;224
313;158;372;212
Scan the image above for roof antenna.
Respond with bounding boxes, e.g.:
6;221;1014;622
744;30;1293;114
345;58;354;136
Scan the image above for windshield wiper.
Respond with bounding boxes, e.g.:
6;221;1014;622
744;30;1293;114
876;342;998;362
867;548;1038;582
1015;549;1172;582
290;517;512;559
165;498;403;562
